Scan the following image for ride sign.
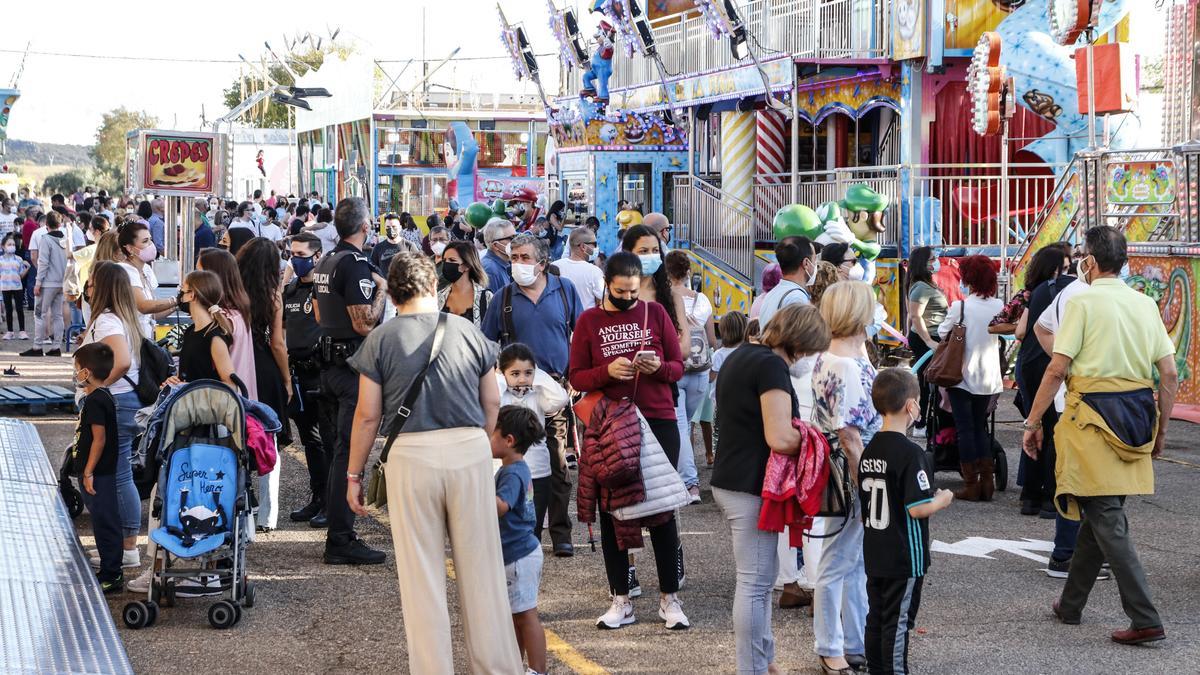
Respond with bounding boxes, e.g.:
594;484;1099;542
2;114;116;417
130;130;224;196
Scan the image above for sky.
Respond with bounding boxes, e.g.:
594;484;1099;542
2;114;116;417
0;0;1170;147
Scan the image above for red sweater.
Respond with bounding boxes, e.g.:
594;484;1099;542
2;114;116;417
569;300;684;420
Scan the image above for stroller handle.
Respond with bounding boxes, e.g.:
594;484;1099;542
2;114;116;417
910;349;934;374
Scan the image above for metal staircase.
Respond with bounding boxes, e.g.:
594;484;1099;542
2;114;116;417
673;175;756;284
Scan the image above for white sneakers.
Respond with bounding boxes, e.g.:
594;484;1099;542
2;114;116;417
596;596;637;629
88;548;140;569
597;594;690;630
659;594;690;630
126;568;153;594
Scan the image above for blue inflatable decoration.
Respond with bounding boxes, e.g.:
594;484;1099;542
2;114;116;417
445;121;479;207
580;5;615;106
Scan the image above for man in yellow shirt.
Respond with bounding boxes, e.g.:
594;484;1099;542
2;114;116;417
1022;226;1177;646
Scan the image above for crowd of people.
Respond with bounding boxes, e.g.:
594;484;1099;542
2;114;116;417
6;182;1178;673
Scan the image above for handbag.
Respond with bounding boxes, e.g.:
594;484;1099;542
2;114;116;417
806;431;853;539
365;313;447;508
925;302;966;388
610;410;690;520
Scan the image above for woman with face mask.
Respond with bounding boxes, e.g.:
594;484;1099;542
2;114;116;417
437;241;493;329
568;251;689;631
116;221;179;339
621;225;685;349
712;303;831;675
906;247;947;433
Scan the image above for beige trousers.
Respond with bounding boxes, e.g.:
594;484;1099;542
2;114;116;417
385;427;523;675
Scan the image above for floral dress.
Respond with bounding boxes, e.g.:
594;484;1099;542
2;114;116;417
812;352;882;446
989;288;1030;328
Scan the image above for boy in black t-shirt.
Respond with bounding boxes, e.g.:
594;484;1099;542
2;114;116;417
860;368;953;674
73;343;123;593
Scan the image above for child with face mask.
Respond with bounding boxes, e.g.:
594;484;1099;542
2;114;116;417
0;233;31;339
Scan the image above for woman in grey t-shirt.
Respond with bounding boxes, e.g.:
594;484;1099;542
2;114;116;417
906;247;947;431
344;251;521;673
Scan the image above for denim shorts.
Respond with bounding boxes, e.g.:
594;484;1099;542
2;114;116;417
505;546;543;614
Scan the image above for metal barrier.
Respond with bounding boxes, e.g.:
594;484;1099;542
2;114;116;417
674;175;755;282
564;0;889;97
0;418;134;674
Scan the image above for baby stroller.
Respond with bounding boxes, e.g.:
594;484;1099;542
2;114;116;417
911;352;1008;491
122;379;257;630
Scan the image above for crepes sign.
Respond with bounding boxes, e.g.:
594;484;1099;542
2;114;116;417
138;131;220;195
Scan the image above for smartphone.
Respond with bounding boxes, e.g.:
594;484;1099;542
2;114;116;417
634;350;656;362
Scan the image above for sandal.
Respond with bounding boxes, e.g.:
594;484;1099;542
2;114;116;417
818;657;856;675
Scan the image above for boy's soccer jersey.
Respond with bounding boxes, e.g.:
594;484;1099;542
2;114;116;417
859;431;936;578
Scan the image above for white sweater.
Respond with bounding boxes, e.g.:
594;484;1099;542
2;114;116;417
495;369;569;479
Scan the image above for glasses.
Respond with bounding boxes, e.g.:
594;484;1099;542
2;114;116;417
494;234;516;244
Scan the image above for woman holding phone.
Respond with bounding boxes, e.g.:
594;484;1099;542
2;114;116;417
569;251;689;631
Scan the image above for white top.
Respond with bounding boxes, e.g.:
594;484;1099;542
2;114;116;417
229;218;284;241
259;223;284;242
119;261;158;339
555;258;605;311
789;354;820;421
0;213;16;236
938;295;1005;396
28;225;47;253
681;292;713;327
495;369;569;479
757;279;810;327
84;312;138;396
306;223;340;253
1036;279;1089;412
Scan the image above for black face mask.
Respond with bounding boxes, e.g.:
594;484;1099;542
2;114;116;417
441;263;465;284
176;291;189;314
609;291;637;312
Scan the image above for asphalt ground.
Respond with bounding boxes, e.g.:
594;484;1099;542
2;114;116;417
8;344;1200;674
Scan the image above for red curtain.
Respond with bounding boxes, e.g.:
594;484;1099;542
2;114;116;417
930;81;1057;172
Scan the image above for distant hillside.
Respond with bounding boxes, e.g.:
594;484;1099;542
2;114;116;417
4;139;93;167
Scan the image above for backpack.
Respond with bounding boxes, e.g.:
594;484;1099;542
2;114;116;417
125;337;174;406
683;295;712;373
499;279;575;348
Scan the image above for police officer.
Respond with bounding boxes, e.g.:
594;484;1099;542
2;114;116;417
283;231;337;529
312;198;388;565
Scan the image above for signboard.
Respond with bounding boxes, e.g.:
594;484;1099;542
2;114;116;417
1106;160;1176;206
133;130;222;196
893;0;926;60
611;57;794;111
0;89;17;143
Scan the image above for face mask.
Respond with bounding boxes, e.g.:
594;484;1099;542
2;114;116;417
512;262;539;287
609;291;637;312
176;291;190;314
291;255;316;278
802;259;816;287
931;259;941;274
960;283;970;297
386;227;400;239
639;254;662;276
508;384;532;397
588;246;599;262
3;245;14;254
847;262;867;282
431;242;447;257
72;369;88;389
137;243;156;263
1119;262;1131;282
1078;257;1092;285
441;262;465;284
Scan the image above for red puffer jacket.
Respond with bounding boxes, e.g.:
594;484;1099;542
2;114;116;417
577;396;671;549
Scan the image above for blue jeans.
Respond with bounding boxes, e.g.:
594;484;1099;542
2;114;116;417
946;388;995;462
813;504;867;658
676;370;708;489
714;487;778;674
1053;514;1081;562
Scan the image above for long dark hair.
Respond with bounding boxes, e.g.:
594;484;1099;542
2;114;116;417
198;248;252;321
908;246;935;288
621;225;680;333
1025;244;1071;291
236;237;283;337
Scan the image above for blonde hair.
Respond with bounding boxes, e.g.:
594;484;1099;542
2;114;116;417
85;262;145;347
761;303;831;360
94;231;123;263
819;281;875;338
808;261;841;307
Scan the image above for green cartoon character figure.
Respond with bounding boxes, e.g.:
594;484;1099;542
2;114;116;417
774;184;888;283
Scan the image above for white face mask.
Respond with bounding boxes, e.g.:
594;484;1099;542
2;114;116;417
512;262;539;287
847;262;867;282
431;242;447;257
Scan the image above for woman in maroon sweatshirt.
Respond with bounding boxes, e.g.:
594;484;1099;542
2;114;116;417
569;251;688;631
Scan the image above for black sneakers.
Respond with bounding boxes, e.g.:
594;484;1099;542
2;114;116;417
290;498;324;522
98;574;124;594
18;348;42;357
1046;557;1111;580
324;536;386;565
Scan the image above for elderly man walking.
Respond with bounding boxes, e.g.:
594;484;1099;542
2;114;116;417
1022;226;1177;646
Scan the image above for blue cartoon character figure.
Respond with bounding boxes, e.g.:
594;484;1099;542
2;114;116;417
580;4;615;107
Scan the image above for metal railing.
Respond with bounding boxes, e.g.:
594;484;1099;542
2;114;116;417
754;165;902;243
561;0;889;97
674;174;756;282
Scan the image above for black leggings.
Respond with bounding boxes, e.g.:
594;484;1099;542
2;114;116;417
600;416;681;596
3;290;24;331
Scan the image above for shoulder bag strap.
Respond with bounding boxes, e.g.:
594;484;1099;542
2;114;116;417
500;284;515;345
378;312;448;466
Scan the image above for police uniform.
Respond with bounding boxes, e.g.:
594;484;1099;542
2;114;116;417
313;241;380;552
283;276;337;521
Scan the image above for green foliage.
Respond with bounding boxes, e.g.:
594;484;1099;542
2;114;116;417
221;49;331;128
91;107;158;177
42;169;91;195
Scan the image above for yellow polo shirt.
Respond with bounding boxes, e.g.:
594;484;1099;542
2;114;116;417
1054;278;1176;379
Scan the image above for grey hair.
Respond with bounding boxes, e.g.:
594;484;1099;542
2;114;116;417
482;217;515;246
568;226;595;248
509;232;548;263
333;197;370;239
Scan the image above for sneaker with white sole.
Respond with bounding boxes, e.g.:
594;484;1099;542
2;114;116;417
88;548;140;569
1046;557;1111;580
659;594;690;630
687;485;701;505
126;568;154;594
175;574;223;597
596;596;636;629
628;565;642;598
2;332;11;341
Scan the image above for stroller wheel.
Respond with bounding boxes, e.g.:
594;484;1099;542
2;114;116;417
62;486;84;519
208;600;238;630
994;443;1009;492
144;601;159;628
243;581;256;608
233;603;243;626
122;601;151;630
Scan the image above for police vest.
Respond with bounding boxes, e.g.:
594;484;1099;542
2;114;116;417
283;280;324;356
313;249;372;341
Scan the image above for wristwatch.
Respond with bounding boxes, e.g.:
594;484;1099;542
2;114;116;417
1022;419;1042;432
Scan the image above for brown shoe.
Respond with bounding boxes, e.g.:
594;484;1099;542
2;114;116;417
1111;626;1165;645
978;457;996;501
779;582;813;608
954;461;982;501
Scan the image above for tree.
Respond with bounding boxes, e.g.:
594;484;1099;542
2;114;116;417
42;169;90;196
91;107;158;185
221;49;331;128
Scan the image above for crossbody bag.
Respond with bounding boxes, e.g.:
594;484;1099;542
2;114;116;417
365;313;447;508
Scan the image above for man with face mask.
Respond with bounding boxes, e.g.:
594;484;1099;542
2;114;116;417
194;198;217;259
311;197;389;566
283;232;337;528
757;236;817;326
482;233;582;557
426;225;451;262
481;217;517;295
369;213;419;277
